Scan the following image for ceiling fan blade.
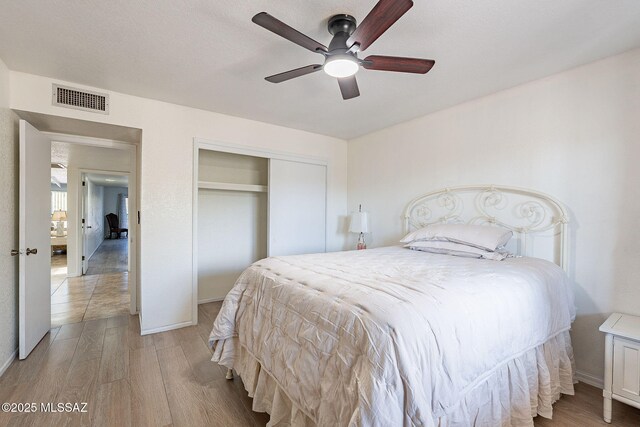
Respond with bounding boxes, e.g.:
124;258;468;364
363;55;435;74
265;64;323;83
347;0;414;52
337;76;360;100
252;12;328;54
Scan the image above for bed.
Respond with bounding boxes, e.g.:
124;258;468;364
209;185;576;426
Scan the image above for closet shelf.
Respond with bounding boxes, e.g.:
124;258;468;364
198;181;268;193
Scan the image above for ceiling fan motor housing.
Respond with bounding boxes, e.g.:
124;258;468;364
328;14;357;36
328;14;357;54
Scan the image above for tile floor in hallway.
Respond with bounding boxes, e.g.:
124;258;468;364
50;251;68;294
85;238;128;276
51;238;130;327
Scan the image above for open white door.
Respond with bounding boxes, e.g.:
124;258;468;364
80;174;89;274
268;159;326;256
18;120;52;359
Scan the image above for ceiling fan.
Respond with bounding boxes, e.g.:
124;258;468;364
252;0;435;100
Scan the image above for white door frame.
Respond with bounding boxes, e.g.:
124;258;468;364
81;173;89;274
191;137;328;326
77;168;137;315
46;132;139;316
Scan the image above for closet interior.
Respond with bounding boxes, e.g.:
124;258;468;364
195;145;327;304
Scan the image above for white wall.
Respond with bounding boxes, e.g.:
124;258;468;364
9;71;348;333
0;58;20;374
85;180;104;259
103;186;128;236
348;48;640;384
198;190;267;302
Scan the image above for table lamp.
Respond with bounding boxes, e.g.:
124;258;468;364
51;210;67;236
349;205;369;250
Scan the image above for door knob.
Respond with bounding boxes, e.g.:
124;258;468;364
26;248;37;255
11;249;21;256
87;226;92;229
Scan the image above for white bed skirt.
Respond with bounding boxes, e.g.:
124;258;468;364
212;330;575;427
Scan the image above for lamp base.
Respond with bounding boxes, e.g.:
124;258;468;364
356;232;366;250
55;221;65;237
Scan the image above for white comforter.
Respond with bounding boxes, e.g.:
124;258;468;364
209;246;575;426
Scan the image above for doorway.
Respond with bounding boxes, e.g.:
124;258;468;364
50;163;68;297
48;139;137;328
81;172;129;274
15;112;140;359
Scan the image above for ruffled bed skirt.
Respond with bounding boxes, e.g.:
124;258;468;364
211;331;575;427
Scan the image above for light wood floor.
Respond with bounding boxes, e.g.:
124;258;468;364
6;301;638;426
534;383;640;426
50;239;129;327
0;302;268;427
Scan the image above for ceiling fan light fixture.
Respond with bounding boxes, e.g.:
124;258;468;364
323;55;359;78
253;2;433;99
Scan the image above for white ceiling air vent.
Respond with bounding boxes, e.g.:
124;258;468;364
52;84;109;114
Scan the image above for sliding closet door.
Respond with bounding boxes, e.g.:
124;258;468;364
268;159;326;256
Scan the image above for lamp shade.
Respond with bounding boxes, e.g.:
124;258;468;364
51;210;67;221
349;211;369;234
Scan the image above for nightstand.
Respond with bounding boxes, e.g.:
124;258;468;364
599;313;640;423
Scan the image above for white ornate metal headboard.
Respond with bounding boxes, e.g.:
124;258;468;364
403;185;570;271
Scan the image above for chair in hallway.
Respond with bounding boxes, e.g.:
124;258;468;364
106;213;128;239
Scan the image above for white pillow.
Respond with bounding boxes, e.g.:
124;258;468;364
401;223;513;251
405;240;511;261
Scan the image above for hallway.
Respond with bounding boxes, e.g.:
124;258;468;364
51;239;129;327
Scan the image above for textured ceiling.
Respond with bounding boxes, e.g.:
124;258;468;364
1;0;640;139
86;173;128;187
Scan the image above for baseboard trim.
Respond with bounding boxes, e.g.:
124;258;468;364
198;297;225;304
87;238;103;262
140;320;193;336
576;370;604;389
0;348;18;378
